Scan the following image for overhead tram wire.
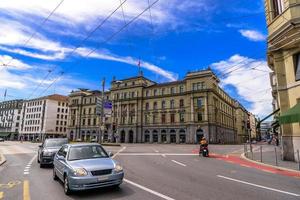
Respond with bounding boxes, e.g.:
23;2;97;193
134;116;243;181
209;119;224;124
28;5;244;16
0;0;65;71
27;0;128;99
37;0;160;97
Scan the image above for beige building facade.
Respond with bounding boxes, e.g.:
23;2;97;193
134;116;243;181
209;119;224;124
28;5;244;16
265;0;300;160
67;89;112;142
110;69;237;144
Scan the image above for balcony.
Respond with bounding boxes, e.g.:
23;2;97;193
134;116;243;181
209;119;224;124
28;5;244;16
267;3;300;51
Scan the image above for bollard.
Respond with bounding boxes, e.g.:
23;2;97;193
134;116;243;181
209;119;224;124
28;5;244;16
260;146;262;162
275;147;278;166
297;150;300;171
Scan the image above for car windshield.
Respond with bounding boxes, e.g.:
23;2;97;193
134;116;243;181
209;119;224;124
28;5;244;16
44;139;67;147
68;145;109;161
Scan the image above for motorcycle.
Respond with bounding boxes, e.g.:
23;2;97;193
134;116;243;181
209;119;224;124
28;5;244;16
199;145;209;157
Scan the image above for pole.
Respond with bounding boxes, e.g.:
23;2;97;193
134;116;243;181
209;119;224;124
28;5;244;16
297;150;300;171
275;147;278;166
98;78;105;144
248;128;252;154
260;145;263;162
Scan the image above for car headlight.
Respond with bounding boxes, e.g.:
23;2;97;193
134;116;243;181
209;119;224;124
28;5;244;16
114;164;123;173
73;168;88;176
42;151;52;156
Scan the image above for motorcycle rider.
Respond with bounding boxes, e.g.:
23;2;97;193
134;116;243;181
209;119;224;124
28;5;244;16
199;137;208;153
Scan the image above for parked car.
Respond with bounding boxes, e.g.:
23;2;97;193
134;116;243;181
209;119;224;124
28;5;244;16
38;138;68;168
0;137;4;142
53;143;124;195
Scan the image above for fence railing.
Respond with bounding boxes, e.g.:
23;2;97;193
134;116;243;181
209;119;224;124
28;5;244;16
244;144;300;171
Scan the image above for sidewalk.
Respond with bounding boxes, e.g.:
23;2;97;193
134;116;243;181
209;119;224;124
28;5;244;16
245;144;299;171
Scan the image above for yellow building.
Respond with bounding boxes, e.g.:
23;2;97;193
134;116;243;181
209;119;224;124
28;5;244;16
110;69;238;144
67;89;111;142
265;0;300;160
235;102;249;143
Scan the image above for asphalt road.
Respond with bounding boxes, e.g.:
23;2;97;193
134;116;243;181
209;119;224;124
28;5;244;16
0;142;300;200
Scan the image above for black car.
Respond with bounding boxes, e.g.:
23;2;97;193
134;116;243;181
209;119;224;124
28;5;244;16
37;138;68;168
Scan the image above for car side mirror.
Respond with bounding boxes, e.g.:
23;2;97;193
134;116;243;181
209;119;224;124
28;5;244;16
108;152;114;157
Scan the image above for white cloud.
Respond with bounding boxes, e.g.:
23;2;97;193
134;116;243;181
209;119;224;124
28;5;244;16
211;54;273;117
76;47;177;81
239;29;266;42
0;55;32;70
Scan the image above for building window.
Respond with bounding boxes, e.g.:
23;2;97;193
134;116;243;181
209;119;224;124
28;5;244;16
162;101;166;109
161;88;165;95
154;89;157;96
294;53;300;81
153;114;157;124
272;0;284;18
145;103;149;110
170;87;175;94
57;108;60;112
179;112;184;122
179;99;184;108
131;91;135;98
170;100;175;109
197;98;203;108
197;112;203;122
161;114;166;123
82;119;85;126
145;114;150;124
87;119;91;126
153;102;157;110
179;85;184;93
146;90;150;97
170;113;175;123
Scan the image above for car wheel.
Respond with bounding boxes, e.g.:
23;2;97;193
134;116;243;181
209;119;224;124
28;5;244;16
64;176;71;195
37;156;40;163
53;168;58;181
40;163;43;168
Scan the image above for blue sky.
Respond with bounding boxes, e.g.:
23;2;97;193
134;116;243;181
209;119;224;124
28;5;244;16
0;0;272;117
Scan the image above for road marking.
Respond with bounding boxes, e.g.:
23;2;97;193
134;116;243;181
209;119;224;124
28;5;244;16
217;175;300;197
124;179;175;200
240;164;250;168
119;153;197;156
0;192;3;199
24;169;29;172
112;146;126;159
24;172;29;175
23;180;30;200
28;155;37;164
171;160;186;167
161;154;166;158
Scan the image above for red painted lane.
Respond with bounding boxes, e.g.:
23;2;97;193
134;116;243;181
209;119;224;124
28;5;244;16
209;153;300;178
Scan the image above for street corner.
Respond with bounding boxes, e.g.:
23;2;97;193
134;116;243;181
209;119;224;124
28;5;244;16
240;153;300;178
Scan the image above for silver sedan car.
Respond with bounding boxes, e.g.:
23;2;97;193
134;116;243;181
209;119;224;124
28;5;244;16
53;143;124;195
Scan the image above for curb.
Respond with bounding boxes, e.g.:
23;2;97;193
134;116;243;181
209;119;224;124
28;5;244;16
0;153;6;166
102;143;121;147
240;153;300;174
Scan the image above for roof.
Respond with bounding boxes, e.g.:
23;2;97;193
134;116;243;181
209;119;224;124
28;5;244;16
44;94;68;101
113;75;156;84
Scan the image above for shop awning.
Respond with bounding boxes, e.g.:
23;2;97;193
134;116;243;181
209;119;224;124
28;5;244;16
278;102;300;124
0;132;11;137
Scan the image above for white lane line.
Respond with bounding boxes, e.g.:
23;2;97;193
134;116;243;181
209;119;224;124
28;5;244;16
217;175;300;197
112;146;126;159
171;160;186;167
161;154;166;158
24;169;29;172
24;172;29;175
119;153;197;156
124;179;175;200
29;155;37;164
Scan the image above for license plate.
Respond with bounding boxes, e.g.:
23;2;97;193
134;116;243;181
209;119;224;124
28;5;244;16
98;175;109;181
